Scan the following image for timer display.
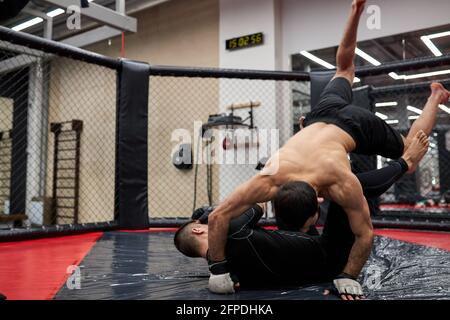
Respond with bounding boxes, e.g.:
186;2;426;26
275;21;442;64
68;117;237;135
226;32;264;51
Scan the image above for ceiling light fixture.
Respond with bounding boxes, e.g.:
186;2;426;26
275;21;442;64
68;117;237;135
355;48;381;66
438;104;450;114
386;120;399;124
47;8;65;18
375;112;388;120
300;50;335;69
12;17;43;31
375;102;398;107
12;0;96;32
300;51;361;83
407;105;423;114
421;30;450;57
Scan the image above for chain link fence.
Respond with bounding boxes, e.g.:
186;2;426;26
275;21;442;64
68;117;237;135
147;61;450;224
148;75;308;221
368;79;450;216
315;64;449;221
1;27;449;233
0;39;117;231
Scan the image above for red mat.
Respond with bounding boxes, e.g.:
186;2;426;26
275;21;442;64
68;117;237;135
374;229;450;252
0;232;102;300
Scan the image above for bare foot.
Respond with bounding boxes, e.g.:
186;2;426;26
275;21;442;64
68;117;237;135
402;130;429;174
430;82;450;105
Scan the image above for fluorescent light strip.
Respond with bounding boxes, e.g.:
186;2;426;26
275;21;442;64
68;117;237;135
301;47;448;82
354;48;449;81
13;0;95;31
375;112;388;120
420;30;450;57
421;36;443;57
300;51;335;69
407;105;423;114
300;51;361;83
12;17;44;31
408;115;420;120
47;8;65;18
390;69;450;81
439;104;450;114
427;30;450;39
386;120;399;124
389;72;402;80
375;102;398;107
355;48;381;66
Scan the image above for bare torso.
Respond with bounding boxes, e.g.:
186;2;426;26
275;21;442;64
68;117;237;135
261;122;357;196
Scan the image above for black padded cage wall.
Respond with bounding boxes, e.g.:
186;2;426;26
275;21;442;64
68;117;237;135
0;27;450;242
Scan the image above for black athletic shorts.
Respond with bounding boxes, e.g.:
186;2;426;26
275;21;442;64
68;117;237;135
303;77;404;159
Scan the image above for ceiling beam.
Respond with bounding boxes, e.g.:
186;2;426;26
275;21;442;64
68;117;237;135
41;0;137;33
0;55;40;74
61;25;122;47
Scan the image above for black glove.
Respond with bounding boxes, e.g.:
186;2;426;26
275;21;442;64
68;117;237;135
192;206;215;224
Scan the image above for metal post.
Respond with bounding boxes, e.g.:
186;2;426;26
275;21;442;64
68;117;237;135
116;0;125;14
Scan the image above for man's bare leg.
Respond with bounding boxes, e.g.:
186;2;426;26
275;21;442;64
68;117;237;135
403;83;450;149
333;0;366;85
402;130;429;173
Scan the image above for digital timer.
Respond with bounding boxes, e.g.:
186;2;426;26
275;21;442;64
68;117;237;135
226;32;264;51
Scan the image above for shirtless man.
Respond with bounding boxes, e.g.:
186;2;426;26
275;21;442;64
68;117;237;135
206;0;450;298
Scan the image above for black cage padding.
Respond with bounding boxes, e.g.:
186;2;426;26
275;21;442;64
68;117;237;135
309;70;335;110
116;60;150;229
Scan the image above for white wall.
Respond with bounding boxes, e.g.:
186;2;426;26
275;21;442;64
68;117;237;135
219;0;279;70
281;0;450;69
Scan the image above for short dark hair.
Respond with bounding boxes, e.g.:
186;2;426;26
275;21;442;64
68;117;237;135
273;181;318;231
174;220;201;258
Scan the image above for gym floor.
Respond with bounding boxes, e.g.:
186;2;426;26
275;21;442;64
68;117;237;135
0;229;449;300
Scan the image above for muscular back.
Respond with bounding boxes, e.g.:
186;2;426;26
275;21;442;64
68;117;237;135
262;122;356;193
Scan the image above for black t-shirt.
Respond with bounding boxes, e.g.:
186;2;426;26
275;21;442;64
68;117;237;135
224;206;328;287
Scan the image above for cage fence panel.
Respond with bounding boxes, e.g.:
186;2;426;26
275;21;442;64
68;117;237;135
357;60;450;219
147;59;450;225
148;75;309;220
0;39;116;230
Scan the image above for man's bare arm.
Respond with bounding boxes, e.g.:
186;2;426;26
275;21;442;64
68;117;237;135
334;0;366;83
208;174;278;262
329;172;374;278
